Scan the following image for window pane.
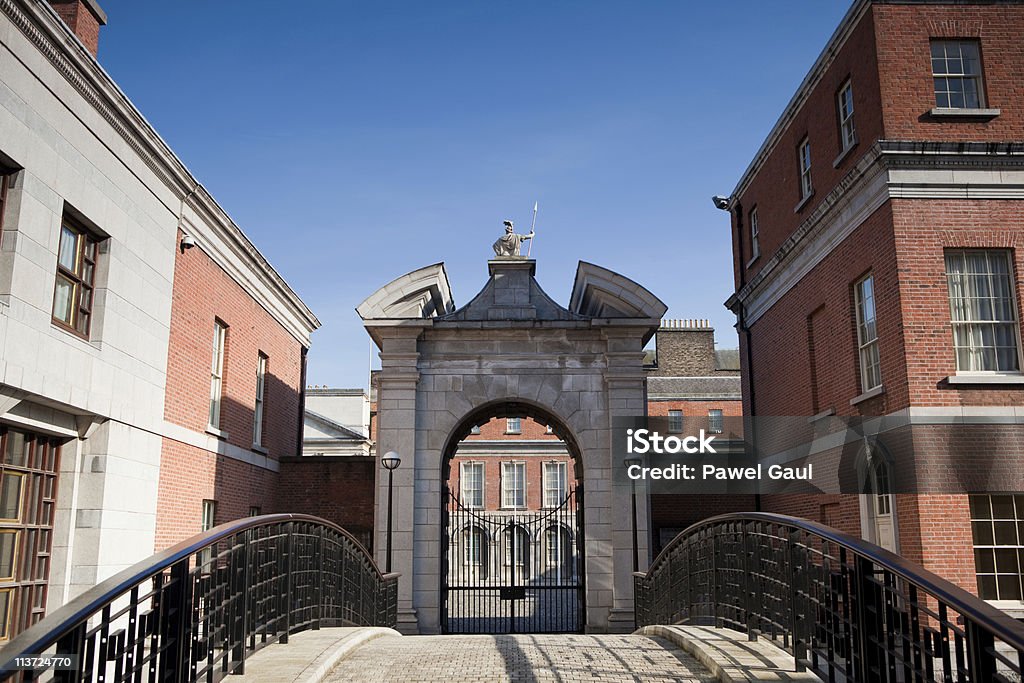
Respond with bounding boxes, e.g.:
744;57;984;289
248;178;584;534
946;250;1020;372
0;590;9;639
57;226;78;271
0;473;22;521
4;433;26;468
53;276;75;325
0;532;16;580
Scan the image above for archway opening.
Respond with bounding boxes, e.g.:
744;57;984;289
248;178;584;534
440;401;584;634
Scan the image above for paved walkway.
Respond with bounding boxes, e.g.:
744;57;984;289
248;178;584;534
324;633;716;683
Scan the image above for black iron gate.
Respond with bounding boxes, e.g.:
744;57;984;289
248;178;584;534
441;487;584;634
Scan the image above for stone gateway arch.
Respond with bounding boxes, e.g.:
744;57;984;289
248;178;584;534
358;257;666;634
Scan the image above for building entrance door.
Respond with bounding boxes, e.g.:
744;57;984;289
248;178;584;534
442;486;584;634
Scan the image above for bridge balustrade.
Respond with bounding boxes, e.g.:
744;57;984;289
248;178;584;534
635;512;1024;683
0;514;398;682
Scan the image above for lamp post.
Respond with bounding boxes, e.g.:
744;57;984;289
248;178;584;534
624;456;642;573
382;451;401;573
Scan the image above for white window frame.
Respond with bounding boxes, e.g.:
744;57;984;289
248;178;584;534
502;461;526;509
199;499;217;567
838;80;856;150
543;462;567;508
798;138;813;199
855;274;882;391
707;409;724;434
668;410;683;433
506;417;521;434
253;352;268;447
460;462;484;509
931;39;984;109
209;321;227;429
749;207;760;262
463;526;484;567
945;250;1021;374
503;526;528;568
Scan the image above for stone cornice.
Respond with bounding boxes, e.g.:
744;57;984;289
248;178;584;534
727;141;1024;326
3;0;319;343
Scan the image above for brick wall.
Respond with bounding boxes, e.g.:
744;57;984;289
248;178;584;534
735;6;884;287
277;457;376;550
743;204;904;417
873;3;1024;140
155;439;278;549
156;231;306;549
650;327;716;376
891;199;1024;407
47;1;102;56
727;1;1024;601
450;417;573;512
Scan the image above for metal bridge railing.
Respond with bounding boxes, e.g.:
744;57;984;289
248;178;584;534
0;514;399;683
634;512;1024;683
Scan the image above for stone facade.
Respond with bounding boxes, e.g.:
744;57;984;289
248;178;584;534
360;258;666;634
0;0;318;636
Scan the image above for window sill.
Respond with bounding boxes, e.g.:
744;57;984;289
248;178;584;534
929;107;1000;120
946;373;1024;385
206;426;229;440
793;191;815;214
850;385;885;406
832;141;858;168
251;444;269;455
504;432;521;436
986;600;1024;618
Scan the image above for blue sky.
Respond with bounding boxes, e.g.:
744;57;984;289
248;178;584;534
98;1;851;389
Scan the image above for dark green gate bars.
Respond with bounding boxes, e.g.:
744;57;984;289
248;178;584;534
634;513;1024;683
0;514;398;682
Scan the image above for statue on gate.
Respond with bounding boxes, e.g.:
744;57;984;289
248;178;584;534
492;220;534;258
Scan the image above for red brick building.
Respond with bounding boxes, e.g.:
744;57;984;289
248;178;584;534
449;416;573;513
644;320;747;551
722;0;1024;609
155;228;318;551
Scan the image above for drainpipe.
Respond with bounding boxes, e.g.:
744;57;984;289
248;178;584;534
731;201;761;512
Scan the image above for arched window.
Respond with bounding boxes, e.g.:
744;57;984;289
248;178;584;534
544;525;573;580
462;525;488;580
502;525;530;581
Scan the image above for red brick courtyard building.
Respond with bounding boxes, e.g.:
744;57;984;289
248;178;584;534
723;0;1024;609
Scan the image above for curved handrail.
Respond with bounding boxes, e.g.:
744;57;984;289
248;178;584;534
0;514;399;681
635;512;1024;682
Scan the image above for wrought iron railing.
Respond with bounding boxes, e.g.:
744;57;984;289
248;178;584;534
0;514;398;682
634;513;1024;683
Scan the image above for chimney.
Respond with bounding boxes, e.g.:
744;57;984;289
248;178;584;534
650;319;716;376
48;0;107;57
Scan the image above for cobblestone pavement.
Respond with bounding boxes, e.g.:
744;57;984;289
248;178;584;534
324;633;716;682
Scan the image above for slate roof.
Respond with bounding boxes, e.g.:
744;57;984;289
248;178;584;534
647;376;742;400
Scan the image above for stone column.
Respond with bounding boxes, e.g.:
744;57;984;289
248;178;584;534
373;328;421;633
603;329;651;632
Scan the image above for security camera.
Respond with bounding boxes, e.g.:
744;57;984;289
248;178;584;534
180;234;196;252
711;195;730;210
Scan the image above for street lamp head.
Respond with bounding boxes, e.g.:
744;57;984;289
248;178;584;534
382;451;401;470
711;195;730;210
623;456;642;468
